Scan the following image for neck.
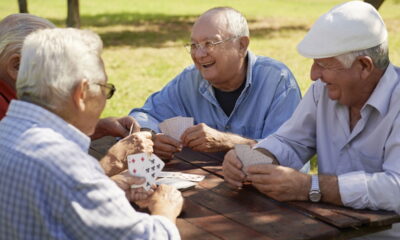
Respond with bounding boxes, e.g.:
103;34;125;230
0;72;16;90
213;57;248;92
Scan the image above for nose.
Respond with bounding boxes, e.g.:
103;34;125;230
193;46;208;58
310;61;322;81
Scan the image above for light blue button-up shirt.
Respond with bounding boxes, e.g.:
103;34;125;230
130;51;301;142
0;100;180;240
257;64;400;240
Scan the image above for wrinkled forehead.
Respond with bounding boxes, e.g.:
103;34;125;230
191;12;231;41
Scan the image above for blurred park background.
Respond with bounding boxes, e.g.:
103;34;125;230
1;0;400;118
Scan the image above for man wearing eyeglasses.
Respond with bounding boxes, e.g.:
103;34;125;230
130;7;302;161
0;28;183;239
0;13;139;141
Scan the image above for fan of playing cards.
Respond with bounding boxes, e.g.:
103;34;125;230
127;153;165;191
159;116;194;140
235;144;273;174
127;152;205;191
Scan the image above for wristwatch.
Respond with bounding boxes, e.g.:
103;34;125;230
309;174;322;202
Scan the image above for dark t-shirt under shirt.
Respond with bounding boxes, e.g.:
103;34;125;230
213;79;246;116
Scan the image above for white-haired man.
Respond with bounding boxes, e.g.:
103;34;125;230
0;28;183;239
130;7;303;161
0;13;140;140
223;1;400;239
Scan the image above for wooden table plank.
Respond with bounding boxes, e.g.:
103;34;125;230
289;201;400;228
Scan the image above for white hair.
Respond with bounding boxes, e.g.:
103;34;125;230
202;7;249;38
0;13;55;65
17;28;106;111
335;41;389;70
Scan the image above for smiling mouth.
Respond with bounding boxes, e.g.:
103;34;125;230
201;62;215;68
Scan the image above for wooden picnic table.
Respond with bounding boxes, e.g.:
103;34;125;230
170;148;400;240
90;136;400;240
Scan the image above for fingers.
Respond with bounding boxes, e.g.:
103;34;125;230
181;124;205;147
153;134;182;159
125;132;154;154
222;150;246;188
246;164;275;175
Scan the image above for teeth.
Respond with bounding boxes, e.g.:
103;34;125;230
202;62;214;67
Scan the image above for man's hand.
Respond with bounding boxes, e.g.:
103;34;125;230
153;133;182;160
111;170;153;202
222;149;246;188
91;116;141;140
181;123;256;152
147;185;184;224
246;164;310;202
100;131;153;176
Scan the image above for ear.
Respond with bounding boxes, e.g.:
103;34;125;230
356;56;374;80
238;36;250;57
72;80;89;112
6;53;20;82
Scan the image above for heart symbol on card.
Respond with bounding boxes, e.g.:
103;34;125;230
141;157;145;161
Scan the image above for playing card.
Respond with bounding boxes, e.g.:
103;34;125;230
156;177;197;191
159;116;194;140
235;144;273;174
158;171;205;182
127;153;165;190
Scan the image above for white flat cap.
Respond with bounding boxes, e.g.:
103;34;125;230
297;1;387;59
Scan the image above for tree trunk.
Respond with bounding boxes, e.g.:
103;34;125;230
66;0;80;28
365;0;385;9
18;0;28;13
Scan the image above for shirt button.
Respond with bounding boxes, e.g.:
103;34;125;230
225;125;230;130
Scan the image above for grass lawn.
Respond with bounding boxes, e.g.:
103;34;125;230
2;0;400;171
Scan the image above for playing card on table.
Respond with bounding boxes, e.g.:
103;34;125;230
158;171;205;182
235;144;273;174
127;153;165;190
156;177;197;191
159;116;194;140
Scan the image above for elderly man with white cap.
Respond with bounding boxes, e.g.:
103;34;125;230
223;1;400;239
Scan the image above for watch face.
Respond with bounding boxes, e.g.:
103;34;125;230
309;190;322;202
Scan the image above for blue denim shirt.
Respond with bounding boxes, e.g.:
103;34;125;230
130;51;301;141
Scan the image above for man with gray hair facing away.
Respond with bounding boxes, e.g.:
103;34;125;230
223;1;400;239
130;7;303;165
0;28;183;239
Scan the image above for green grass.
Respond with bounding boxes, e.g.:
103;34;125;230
3;0;400;172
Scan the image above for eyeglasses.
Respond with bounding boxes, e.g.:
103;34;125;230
93;83;116;99
184;36;238;54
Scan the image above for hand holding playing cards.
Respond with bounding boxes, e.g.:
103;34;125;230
246;164;309;202
147;185;184;224
222;149;246;188
91;116;140;140
111;170;153;202
100;131;153;177
153;133;182;160
181;123;228;152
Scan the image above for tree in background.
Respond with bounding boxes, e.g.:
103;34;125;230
16;0;80;28
365;0;385;9
66;0;80;28
18;0;28;13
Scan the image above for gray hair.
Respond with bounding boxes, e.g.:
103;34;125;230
202;7;249;38
17;28;106;111
0;13;55;65
335;41;389;70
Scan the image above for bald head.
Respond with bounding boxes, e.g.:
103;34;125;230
194;7;249;39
